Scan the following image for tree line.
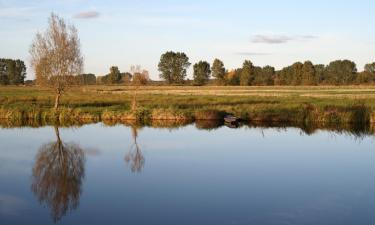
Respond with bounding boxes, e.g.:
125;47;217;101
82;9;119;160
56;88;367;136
0;58;26;85
96;65;149;85
3;53;374;87
158;51;375;86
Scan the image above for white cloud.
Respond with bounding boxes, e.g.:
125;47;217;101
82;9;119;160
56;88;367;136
73;11;100;19
251;34;318;44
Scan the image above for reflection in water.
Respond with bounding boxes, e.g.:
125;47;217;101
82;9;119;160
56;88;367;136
1;118;374;140
195;120;223;130
125;126;145;173
31;126;85;223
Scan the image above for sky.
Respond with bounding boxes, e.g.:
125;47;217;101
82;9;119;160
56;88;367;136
1;0;374;80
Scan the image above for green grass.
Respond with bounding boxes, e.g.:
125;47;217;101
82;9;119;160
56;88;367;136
1;85;375;125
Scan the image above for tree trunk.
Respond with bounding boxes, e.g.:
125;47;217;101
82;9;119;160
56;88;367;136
54;93;61;110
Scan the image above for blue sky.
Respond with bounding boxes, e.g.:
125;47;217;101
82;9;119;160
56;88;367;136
1;0;374;80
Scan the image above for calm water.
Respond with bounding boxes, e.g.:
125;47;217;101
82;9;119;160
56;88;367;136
1;123;375;225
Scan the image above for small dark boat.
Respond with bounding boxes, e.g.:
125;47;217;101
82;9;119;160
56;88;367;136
224;115;238;123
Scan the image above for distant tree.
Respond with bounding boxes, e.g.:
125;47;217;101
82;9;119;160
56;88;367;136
158;51;191;84
77;73;96;85
107;66;122;84
356;71;374;84
291;62;303;85
211;59;226;85
30;14;83;110
0;60;9;85
358;63;375;84
121;72;133;85
262;66;275;85
0;73;9;85
130;65;150;110
193;61;211;85
226;69;241;85
253;65;275;85
325;60;357;85
275;67;289;85
252;66;263;85
131;65;149;86
240;60;254;86
0;61;7;85
302;61;316;85
365;63;375;73
314;64;326;84
0;59;26;85
96;75;106;85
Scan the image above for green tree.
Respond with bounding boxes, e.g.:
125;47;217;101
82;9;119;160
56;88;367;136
193;61;211;86
211;59;225;85
291;62;303;85
314;64;325;84
121;72;133;84
225;69;240;85
325;60;357;85
365;63;375;73
356;71;373;84
302;61;316;85
77;73;96;85
253;66;275;85
0;73;9;85
158;51;191;84
240;60;254;86
262;66;275;85
107;66;122;84
0;60;8;85
275;66;290;85
0;59;26;85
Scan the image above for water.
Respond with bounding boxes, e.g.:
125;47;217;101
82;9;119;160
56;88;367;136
1;122;375;225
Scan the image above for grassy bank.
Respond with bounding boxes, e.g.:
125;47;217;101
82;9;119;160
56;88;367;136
1;85;375;125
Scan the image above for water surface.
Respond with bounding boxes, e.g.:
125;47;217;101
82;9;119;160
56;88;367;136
1;123;375;225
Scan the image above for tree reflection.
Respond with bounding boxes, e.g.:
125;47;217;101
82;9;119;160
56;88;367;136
31;126;85;223
124;126;145;173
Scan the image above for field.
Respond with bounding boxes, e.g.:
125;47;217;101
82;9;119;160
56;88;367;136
1;85;375;125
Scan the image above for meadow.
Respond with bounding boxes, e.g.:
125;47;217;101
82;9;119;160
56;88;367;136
1;85;375;125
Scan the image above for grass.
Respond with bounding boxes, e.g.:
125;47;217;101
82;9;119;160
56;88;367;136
1;85;375;125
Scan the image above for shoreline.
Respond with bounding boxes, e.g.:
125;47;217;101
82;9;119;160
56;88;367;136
2;86;375;125
0;104;373;124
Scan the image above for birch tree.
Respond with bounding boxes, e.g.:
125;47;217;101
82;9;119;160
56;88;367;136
30;13;83;109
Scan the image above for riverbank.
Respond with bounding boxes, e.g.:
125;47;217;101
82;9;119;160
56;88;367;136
0;118;374;139
1;85;375;125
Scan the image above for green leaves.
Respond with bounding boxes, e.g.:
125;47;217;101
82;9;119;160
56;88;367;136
108;66;122;84
193;61;211;86
0;59;26;85
240;60;254;86
158;51;191;84
212;59;226;83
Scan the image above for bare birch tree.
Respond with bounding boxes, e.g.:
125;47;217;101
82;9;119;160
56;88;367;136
130;65;149;110
30;13;83;110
